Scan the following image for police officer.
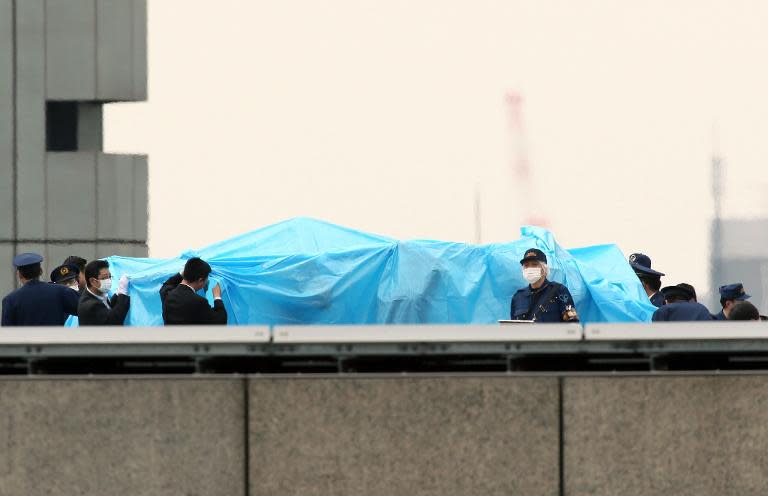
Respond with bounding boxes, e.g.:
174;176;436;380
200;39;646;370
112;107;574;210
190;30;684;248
50;264;81;292
652;284;712;321
628;253;665;307
510;248;579;322
1;253;79;326
712;283;750;320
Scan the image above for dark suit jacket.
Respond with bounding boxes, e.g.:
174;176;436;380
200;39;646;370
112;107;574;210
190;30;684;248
78;289;130;326
1;280;79;326
159;274;227;325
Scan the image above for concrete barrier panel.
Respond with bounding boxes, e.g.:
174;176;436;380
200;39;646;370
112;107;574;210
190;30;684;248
14;0;46;240
564;376;768;496
0;0;12;239
0;379;245;496
45;0;96;100
249;377;559;496
46;152;96;239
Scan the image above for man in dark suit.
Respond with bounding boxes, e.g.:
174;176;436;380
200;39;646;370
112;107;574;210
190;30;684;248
159;257;227;325
78;259;130;326
2;253;79;326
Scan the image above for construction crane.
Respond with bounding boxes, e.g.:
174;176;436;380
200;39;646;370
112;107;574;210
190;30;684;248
506;91;548;229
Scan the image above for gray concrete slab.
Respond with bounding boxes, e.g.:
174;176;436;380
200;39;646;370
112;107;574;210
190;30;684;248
249;377;559;496
97;154;135;239
133;155;148;241
564;376;768;496
45;0;96;100
96;0;133;101
132;0;148;100
133;243;149;257
0;379;245;496
14;0;46;239
0;0;13;239
46;152;96;239
96;242;134;259
0;243;16;297
45;242;96;275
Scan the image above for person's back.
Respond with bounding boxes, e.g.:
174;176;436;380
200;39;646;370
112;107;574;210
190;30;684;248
2;280;79;326
160;258;227;325
652;301;713;322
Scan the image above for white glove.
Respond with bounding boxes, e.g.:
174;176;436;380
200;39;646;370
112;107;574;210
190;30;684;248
117;275;130;295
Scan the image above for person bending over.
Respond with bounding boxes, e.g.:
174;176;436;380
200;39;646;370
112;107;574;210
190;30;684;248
160;257;227;325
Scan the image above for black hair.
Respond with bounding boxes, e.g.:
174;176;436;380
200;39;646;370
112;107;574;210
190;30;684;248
183;257;212;282
677;283;697;301
63;255;87;272
639;274;662;292
719;297;733;309
84;259;109;288
18;263;42;280
728;301;760;321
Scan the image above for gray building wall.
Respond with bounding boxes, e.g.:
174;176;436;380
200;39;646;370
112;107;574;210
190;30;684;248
1;0;147;296
1;375;767;495
711;219;768;314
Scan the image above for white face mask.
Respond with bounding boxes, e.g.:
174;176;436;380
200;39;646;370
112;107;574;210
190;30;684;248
98;278;112;294
523;267;543;284
67;282;79;291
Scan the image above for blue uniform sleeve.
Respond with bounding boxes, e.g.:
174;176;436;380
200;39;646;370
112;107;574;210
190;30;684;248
61;287;80;316
1;296;14;326
556;285;579;322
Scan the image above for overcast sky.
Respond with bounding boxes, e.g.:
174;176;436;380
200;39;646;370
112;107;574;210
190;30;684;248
105;0;768;299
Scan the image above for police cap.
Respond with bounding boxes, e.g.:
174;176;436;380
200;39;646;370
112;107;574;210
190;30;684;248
628;253;665;277
719;283;750;301
12;252;43;268
519;248;547;265
50;264;80;284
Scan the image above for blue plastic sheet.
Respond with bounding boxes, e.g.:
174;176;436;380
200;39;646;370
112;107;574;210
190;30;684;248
102;217;655;326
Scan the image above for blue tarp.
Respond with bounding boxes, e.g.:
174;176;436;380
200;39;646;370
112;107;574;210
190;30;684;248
101;217;655;326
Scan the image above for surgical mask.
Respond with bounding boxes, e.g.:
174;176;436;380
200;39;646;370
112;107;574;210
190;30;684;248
67;282;79;291
98;278;112;294
523;267;543;284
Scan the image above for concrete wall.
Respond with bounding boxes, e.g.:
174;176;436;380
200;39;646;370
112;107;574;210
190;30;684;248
249;377;559;496
0;378;245;496
564;376;768;496
2;0;148;295
0;1;13;242
2;375;768;495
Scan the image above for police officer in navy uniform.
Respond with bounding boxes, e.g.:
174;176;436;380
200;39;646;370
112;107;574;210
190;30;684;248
1;253;80;326
652;283;713;321
50;263;81;292
711;283;750;320
628;253;665;307
510;248;579;323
